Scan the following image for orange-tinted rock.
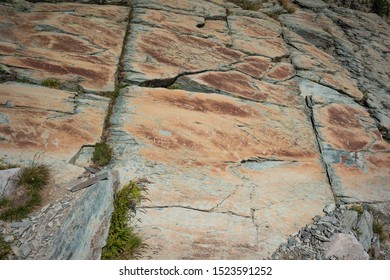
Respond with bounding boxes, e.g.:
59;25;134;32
0;3;129;92
175;71;301;107
232;37;289;58
124;26;244;83
0;83;109;162
265;63;295;82
236;56;272;78
110;86;333;259
229;15;282;38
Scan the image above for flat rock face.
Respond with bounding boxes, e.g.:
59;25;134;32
0;2;129;92
324;233;369;260
1;0;389;261
0;82;109;163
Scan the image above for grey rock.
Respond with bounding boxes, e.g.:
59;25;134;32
49;170;118;260
19;243;32;259
314;233;330;242
4;235;14;242
0;168;21;198
324;233;369;260
323;203;336;214
10;221;32;229
295;0;329;9
356;210;374;251
40;204;51;214
341;210;358;234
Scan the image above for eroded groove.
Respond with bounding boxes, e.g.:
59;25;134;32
305;95;337;201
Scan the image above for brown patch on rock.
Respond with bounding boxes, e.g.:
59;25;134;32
233;37;289;58
0;2;129;92
236;56;272;78
266;63;295;81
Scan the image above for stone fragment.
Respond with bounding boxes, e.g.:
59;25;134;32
323;203;336;214
324;233;369;260
356;210;374;251
0;168;21;198
4;235;14;242
10;221;32;229
295;0;329;9
19;243;32;259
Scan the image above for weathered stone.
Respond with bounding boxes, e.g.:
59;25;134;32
324;233;369;260
0;83;109;163
174;70;301;107
0;3;129;92
341;210;358;233
19;243;32;259
356;210;374;251
123;25;244;84
294;0;329;9
49;171;118;259
323;203;336;214
0;167;21;198
110;85;334;259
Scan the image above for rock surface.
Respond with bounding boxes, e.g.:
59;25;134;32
0;0;389;260
324;233;369;260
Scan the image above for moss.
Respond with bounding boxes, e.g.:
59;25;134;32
41;78;61;89
0;236;12;260
92;142;113;166
101;181;143;260
279;0;297;13
0;161;18;171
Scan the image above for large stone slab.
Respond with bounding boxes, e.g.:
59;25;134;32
0;83;109;163
110;86;334;259
0;2;129;92
300;79;390;203
123;25;243;84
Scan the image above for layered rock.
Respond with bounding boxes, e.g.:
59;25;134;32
0;2;129;92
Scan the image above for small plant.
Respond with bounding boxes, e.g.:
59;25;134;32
0;164;49;221
352;226;362;236
227;0;262;11
373;221;387;242
0;236;12;260
92;142;113;166
0;198;12;208
350;204;364;215
19;164;50;190
278;0;297;13
101;181;144;260
372;0;390;17
41;78;61;89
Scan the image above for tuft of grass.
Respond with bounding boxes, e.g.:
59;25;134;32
101;181;143;260
0;198;12;208
0;236;12;260
41;78;61;89
372;0;390;17
350;204;364;215
92;142;113;166
227;0;262;11
19;164;50;190
373;221;387;242
0;164;49;221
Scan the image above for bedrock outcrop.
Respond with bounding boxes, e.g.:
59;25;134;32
0;0;389;260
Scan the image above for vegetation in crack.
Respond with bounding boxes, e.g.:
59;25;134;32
101;180;147;260
0;163;50;222
0;235;12;260
41;78;62;89
278;0;297;13
372;0;390;17
227;0;263;10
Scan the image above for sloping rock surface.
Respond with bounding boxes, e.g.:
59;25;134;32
0;0;389;260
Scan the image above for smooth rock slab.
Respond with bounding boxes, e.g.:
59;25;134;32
0;83;109;163
110;86;334;259
0;2;129;92
123;25;244;83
